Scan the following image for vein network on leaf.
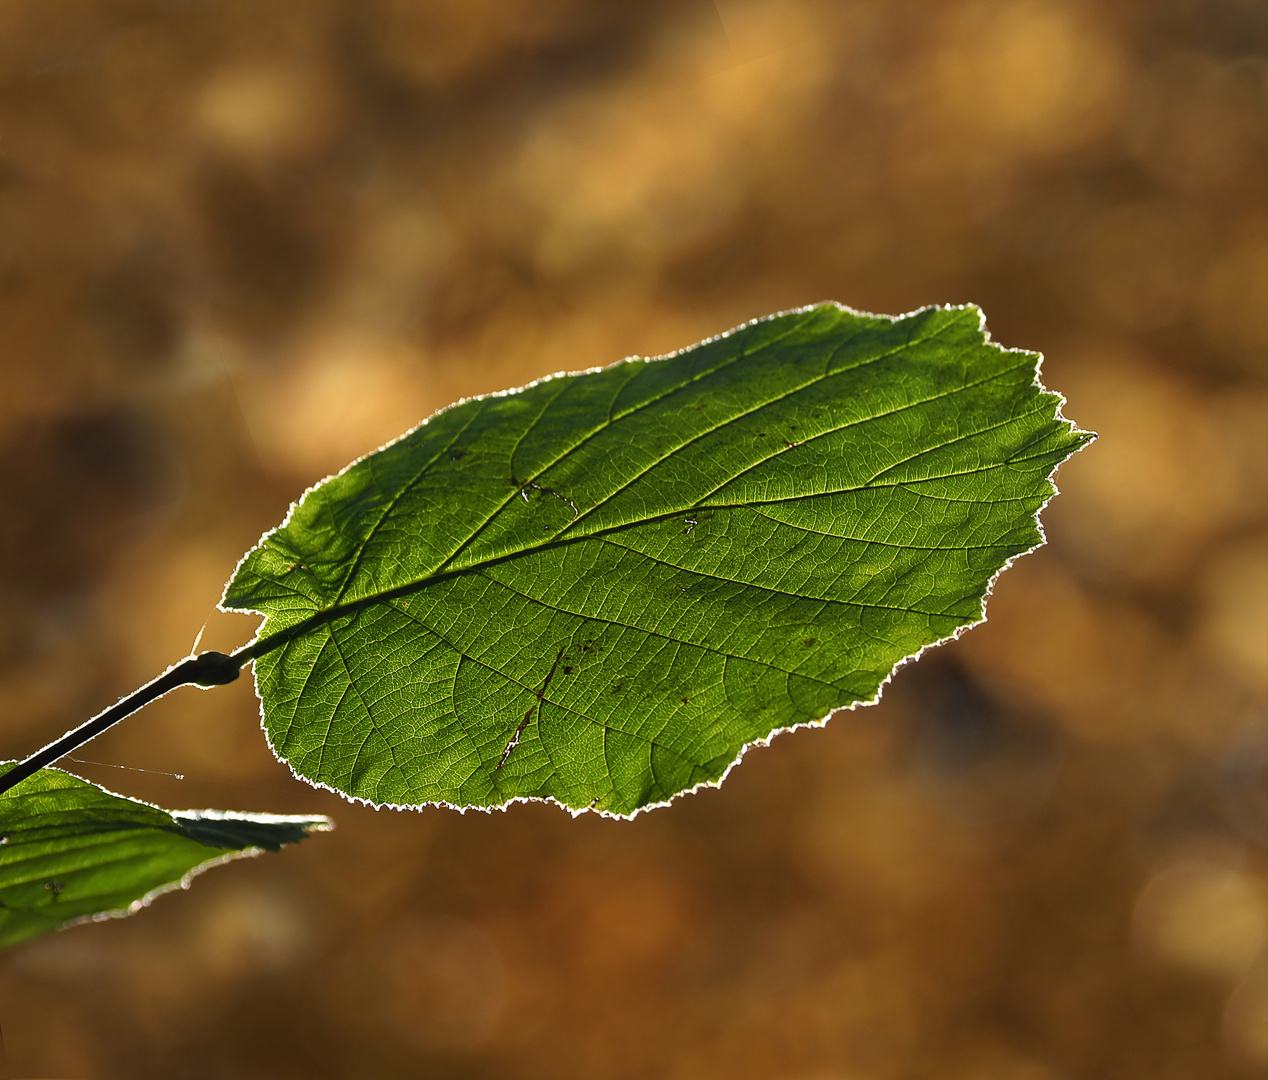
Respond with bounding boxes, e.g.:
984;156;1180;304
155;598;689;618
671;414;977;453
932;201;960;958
221;301;1090;818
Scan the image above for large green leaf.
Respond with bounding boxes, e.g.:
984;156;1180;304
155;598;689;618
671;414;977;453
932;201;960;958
0;765;330;948
225;303;1090;816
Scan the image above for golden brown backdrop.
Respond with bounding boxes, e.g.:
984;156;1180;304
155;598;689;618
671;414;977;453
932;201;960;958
1;1;1266;1077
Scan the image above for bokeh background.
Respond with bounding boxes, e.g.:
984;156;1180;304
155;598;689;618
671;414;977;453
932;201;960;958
0;0;1266;1076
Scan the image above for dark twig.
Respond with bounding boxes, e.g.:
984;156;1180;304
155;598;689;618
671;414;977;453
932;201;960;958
0;652;239;796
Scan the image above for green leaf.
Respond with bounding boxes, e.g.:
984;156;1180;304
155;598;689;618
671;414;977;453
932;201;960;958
224;303;1090;816
0;765;331;949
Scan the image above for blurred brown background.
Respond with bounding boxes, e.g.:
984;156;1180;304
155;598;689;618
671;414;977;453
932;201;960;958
0;0;1266;1077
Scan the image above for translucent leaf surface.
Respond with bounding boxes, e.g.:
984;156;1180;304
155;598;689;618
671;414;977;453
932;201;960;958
0;766;330;948
224;303;1090;816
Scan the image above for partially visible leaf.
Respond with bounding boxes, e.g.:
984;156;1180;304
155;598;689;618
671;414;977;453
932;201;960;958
0;765;331;949
225;302;1091;816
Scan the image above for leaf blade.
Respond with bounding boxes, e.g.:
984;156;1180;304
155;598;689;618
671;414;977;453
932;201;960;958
225;302;1090;815
0;766;330;949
